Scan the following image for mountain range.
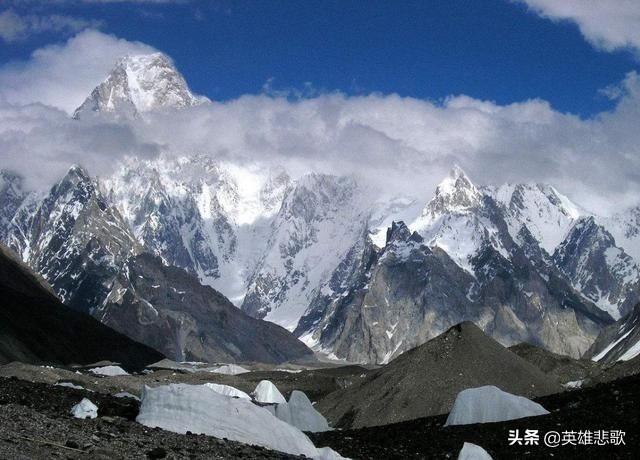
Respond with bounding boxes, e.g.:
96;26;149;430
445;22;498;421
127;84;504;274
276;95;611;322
2;52;640;364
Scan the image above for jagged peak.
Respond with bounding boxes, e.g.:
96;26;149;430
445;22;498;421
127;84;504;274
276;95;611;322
560;215;614;249
491;182;584;220
64;164;91;183
73;51;207;119
423;165;482;216
385;221;423;246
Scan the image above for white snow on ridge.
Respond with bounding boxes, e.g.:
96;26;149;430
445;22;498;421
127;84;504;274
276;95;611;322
603;206;640;263
619;338;640;361
410;167;509;275
488;183;584;254
592;329;632;362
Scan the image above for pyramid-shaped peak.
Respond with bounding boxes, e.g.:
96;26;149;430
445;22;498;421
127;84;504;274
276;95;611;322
73;51;207;119
64;164;91;183
422;164;482;216
437;164;475;193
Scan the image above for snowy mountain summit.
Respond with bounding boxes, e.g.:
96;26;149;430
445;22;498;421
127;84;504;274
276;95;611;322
73;53;207;119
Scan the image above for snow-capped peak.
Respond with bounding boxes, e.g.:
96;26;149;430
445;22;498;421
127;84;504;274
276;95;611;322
487;182;585;254
425;165;482;217
73;52;207;119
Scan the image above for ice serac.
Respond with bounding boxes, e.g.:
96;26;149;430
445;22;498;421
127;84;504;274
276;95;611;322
586;302;640;363
458;443;493;460
242;173;371;330
73;52;207;119
252;380;287;404
553;217;640;319
271;390;331;433
316;322;560;428
444;385;549;426
71;398;98;419
136;384;321;458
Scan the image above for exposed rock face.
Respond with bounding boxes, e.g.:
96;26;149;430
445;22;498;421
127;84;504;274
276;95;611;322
299;209;611;362
0;243;163;369
316;322;561;428
508;343;604;384
97;252;314;364
585;302;640;363
73;53;206;119
553;217;640;319
4;166;139;314
0;171;26;242
487;182;583;254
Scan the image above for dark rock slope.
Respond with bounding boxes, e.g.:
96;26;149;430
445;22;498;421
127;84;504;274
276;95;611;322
316;322;561;429
299;216;611;363
97;252;314;364
0;244;163;370
508;342;605;384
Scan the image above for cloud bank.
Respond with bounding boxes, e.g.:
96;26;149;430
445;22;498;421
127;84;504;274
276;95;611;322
2;30;640;215
517;0;640;54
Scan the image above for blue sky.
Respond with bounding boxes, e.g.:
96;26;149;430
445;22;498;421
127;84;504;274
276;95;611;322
1;0;638;117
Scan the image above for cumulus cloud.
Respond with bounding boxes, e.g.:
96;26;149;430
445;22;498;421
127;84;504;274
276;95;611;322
516;0;640;54
0;9;102;42
0;29;156;113
2;30;640;215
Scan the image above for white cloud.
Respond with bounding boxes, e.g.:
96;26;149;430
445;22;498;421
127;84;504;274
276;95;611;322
0;9;102;42
0;29;156;113
516;0;640;54
2;31;640;215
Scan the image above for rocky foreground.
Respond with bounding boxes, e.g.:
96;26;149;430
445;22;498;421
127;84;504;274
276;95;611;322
0;365;638;459
0;376;299;459
311;373;640;459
